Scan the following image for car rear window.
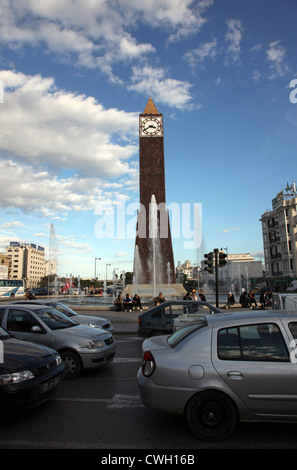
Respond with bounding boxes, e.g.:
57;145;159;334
167;320;207;347
217;323;289;362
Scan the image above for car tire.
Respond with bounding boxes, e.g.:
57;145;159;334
185;390;238;441
60;350;82;379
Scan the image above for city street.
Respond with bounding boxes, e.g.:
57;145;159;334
1;309;297;451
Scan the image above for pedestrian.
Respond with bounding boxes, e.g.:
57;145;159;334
199;292;206;301
114;294;122;311
248;290;257;309
132;294;143;311
183;291;191;300
123;294;133;311
224;292;235;309
190;289;197;301
154;292;165;306
260;290;267;309
239;288;249;308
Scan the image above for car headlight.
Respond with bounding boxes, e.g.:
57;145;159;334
86;339;105;349
0;370;35;385
87;322;101;328
55;354;62;366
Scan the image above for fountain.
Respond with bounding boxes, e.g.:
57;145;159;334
123;194;186;301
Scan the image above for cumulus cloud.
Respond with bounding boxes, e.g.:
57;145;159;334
0;0;213;83
128;65;193;110
0;160;135;216
0;70;138;178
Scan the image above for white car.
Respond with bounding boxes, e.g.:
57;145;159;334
12;300;114;333
0;304;116;379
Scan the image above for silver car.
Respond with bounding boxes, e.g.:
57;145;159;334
137;310;297;441
0;304;116;379
12;300;114;333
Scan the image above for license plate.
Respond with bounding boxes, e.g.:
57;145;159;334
41;375;61;393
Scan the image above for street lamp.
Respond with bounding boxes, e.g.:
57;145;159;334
94;257;101;279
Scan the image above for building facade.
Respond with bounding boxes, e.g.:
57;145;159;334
260;183;297;285
5;242;46;289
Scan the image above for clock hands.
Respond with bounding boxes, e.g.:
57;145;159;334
144;124;157;131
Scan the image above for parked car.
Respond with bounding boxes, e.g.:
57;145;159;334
0;325;64;414
12;300;114;333
137;310;297;441
137;300;222;338
28;288;50;296
0;304;116;379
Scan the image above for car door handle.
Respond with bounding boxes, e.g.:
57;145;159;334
227;371;243;379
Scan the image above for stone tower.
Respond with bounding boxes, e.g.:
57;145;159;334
133;97;176;286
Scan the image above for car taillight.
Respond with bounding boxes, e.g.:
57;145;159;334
142;351;156;377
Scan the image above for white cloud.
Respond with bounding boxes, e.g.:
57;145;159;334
225;18;244;64
0;70;138;178
266;40;288;78
128;65;193;110
0;160;133;216
0;0;213;81
184;40;218;68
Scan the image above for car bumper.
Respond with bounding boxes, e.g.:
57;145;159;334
137;368;194;415
78;344;117;369
0;366;64;414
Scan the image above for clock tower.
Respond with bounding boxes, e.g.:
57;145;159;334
134;97;176;286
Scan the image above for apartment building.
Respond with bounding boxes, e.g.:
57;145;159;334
260;183;297;283
5;242;46;289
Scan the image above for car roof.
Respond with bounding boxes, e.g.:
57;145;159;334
0;303;52;309
204;310;297;326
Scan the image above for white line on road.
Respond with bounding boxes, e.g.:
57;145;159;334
53;394;145;408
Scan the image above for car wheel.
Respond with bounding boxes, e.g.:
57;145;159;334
60;350;82;379
185;391;237;441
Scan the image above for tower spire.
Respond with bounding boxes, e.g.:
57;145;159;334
143;96;159;115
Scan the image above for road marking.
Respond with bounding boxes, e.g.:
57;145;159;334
107;394;145;408
53;393;144;408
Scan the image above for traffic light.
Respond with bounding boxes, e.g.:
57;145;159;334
219;252;227;267
204;252;213;274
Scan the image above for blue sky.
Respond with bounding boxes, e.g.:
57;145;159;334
0;0;296;279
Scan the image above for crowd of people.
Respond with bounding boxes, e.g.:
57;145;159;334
114;287;273;312
114;293;143;312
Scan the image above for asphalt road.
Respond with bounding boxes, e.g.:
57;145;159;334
1;309;297;454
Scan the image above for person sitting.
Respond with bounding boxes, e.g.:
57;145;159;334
114;294;122;311
224;292;235;309
132;294;143;311
239;288;249;308
248;290;257;309
153;292;165;306
123;294;133;312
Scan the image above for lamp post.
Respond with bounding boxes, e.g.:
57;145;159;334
94;257;101;280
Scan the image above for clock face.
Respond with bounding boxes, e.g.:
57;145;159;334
140;116;162;136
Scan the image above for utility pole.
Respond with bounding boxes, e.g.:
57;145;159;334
214;248;219;308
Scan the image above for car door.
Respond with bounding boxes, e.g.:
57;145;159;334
212;321;297;415
4;307;52;348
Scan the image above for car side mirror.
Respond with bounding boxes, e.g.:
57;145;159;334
31;325;43;333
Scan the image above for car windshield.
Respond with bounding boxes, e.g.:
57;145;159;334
167;320;207;347
51;303;77;317
34;307;76;330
